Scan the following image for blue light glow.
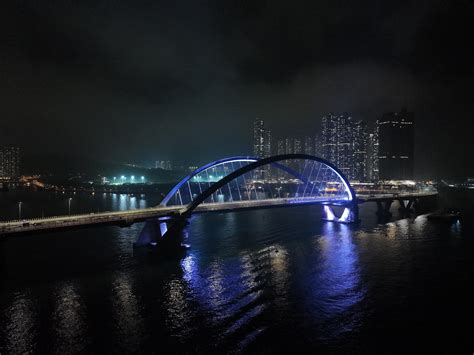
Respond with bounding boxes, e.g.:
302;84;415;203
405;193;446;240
159;222;168;237
160;157;257;206
159;155;355;223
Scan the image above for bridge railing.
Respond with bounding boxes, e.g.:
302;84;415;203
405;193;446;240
0;204;172;225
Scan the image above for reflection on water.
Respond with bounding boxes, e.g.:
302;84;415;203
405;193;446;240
1;291;38;354
110;272;145;352
0;196;472;353
319;224;363;315
308;224;364;337
52;281;88;353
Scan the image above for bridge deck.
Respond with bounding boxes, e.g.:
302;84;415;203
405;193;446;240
357;192;437;202
0;192;437;237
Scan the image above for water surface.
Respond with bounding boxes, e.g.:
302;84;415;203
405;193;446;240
0;191;472;353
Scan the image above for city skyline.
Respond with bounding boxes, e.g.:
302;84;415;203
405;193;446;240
0;1;472;179
253;110;413;182
0;107;459;181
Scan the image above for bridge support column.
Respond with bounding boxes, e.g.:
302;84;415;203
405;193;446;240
376;200;393;217
397;198;414;214
134;216;188;248
322;203;359;223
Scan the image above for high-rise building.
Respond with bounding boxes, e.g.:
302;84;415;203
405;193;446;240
337;113;353;179
253;118;265;158
366;123;379;181
264;129;271;158
321;113;372;180
353;120;368;181
304;136;313;155
322;113;354;179
322;113;338;164
293;138;302;154
0;146;20;178
277;139;285;155
378;109;414;180
253;118;271;159
253;118;271;179
284;138;294;155
314;134;323;157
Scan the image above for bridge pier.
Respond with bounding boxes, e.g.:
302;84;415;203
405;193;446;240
376;200;393;218
397;198;415;215
322;203;359;223
134;216;188;248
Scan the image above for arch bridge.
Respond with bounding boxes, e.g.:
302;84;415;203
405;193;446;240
0;154;436;244
137;154;358;245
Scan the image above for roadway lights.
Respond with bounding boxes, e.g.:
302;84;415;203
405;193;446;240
141;176;145;181
131;176;135;180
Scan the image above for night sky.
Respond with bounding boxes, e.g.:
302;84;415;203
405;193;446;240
1;0;472;178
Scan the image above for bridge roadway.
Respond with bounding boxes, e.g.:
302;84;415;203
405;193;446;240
0;192;437;237
356;192;437;202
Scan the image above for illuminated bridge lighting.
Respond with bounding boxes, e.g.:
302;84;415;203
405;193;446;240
160;154;354;213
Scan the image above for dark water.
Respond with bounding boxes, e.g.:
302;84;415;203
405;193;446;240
0;191;472;354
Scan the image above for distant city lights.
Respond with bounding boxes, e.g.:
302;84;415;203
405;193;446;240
109;175;146;185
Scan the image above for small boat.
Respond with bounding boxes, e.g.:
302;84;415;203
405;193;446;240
427;209;460;222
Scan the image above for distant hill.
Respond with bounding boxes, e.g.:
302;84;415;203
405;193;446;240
21;154;183;183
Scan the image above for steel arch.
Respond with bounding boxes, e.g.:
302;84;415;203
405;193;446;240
160;156;258;206
173;154;355;217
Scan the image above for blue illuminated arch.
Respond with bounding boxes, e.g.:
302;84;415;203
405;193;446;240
161;154;355;216
160;156;258;206
182;154;355;216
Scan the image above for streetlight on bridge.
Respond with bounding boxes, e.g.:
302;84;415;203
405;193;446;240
68;197;72;215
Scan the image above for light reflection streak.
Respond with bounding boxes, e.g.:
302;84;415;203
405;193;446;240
180;251;265;336
52;281;88;353
110;272;144;352
451;219;462;233
310;223;364;330
412;214;427;233
268;244;290;305
2;291;38;354
395;218;409;237
163;278;192;337
129;196;137;210
119;194;128;211
386;222;397;239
